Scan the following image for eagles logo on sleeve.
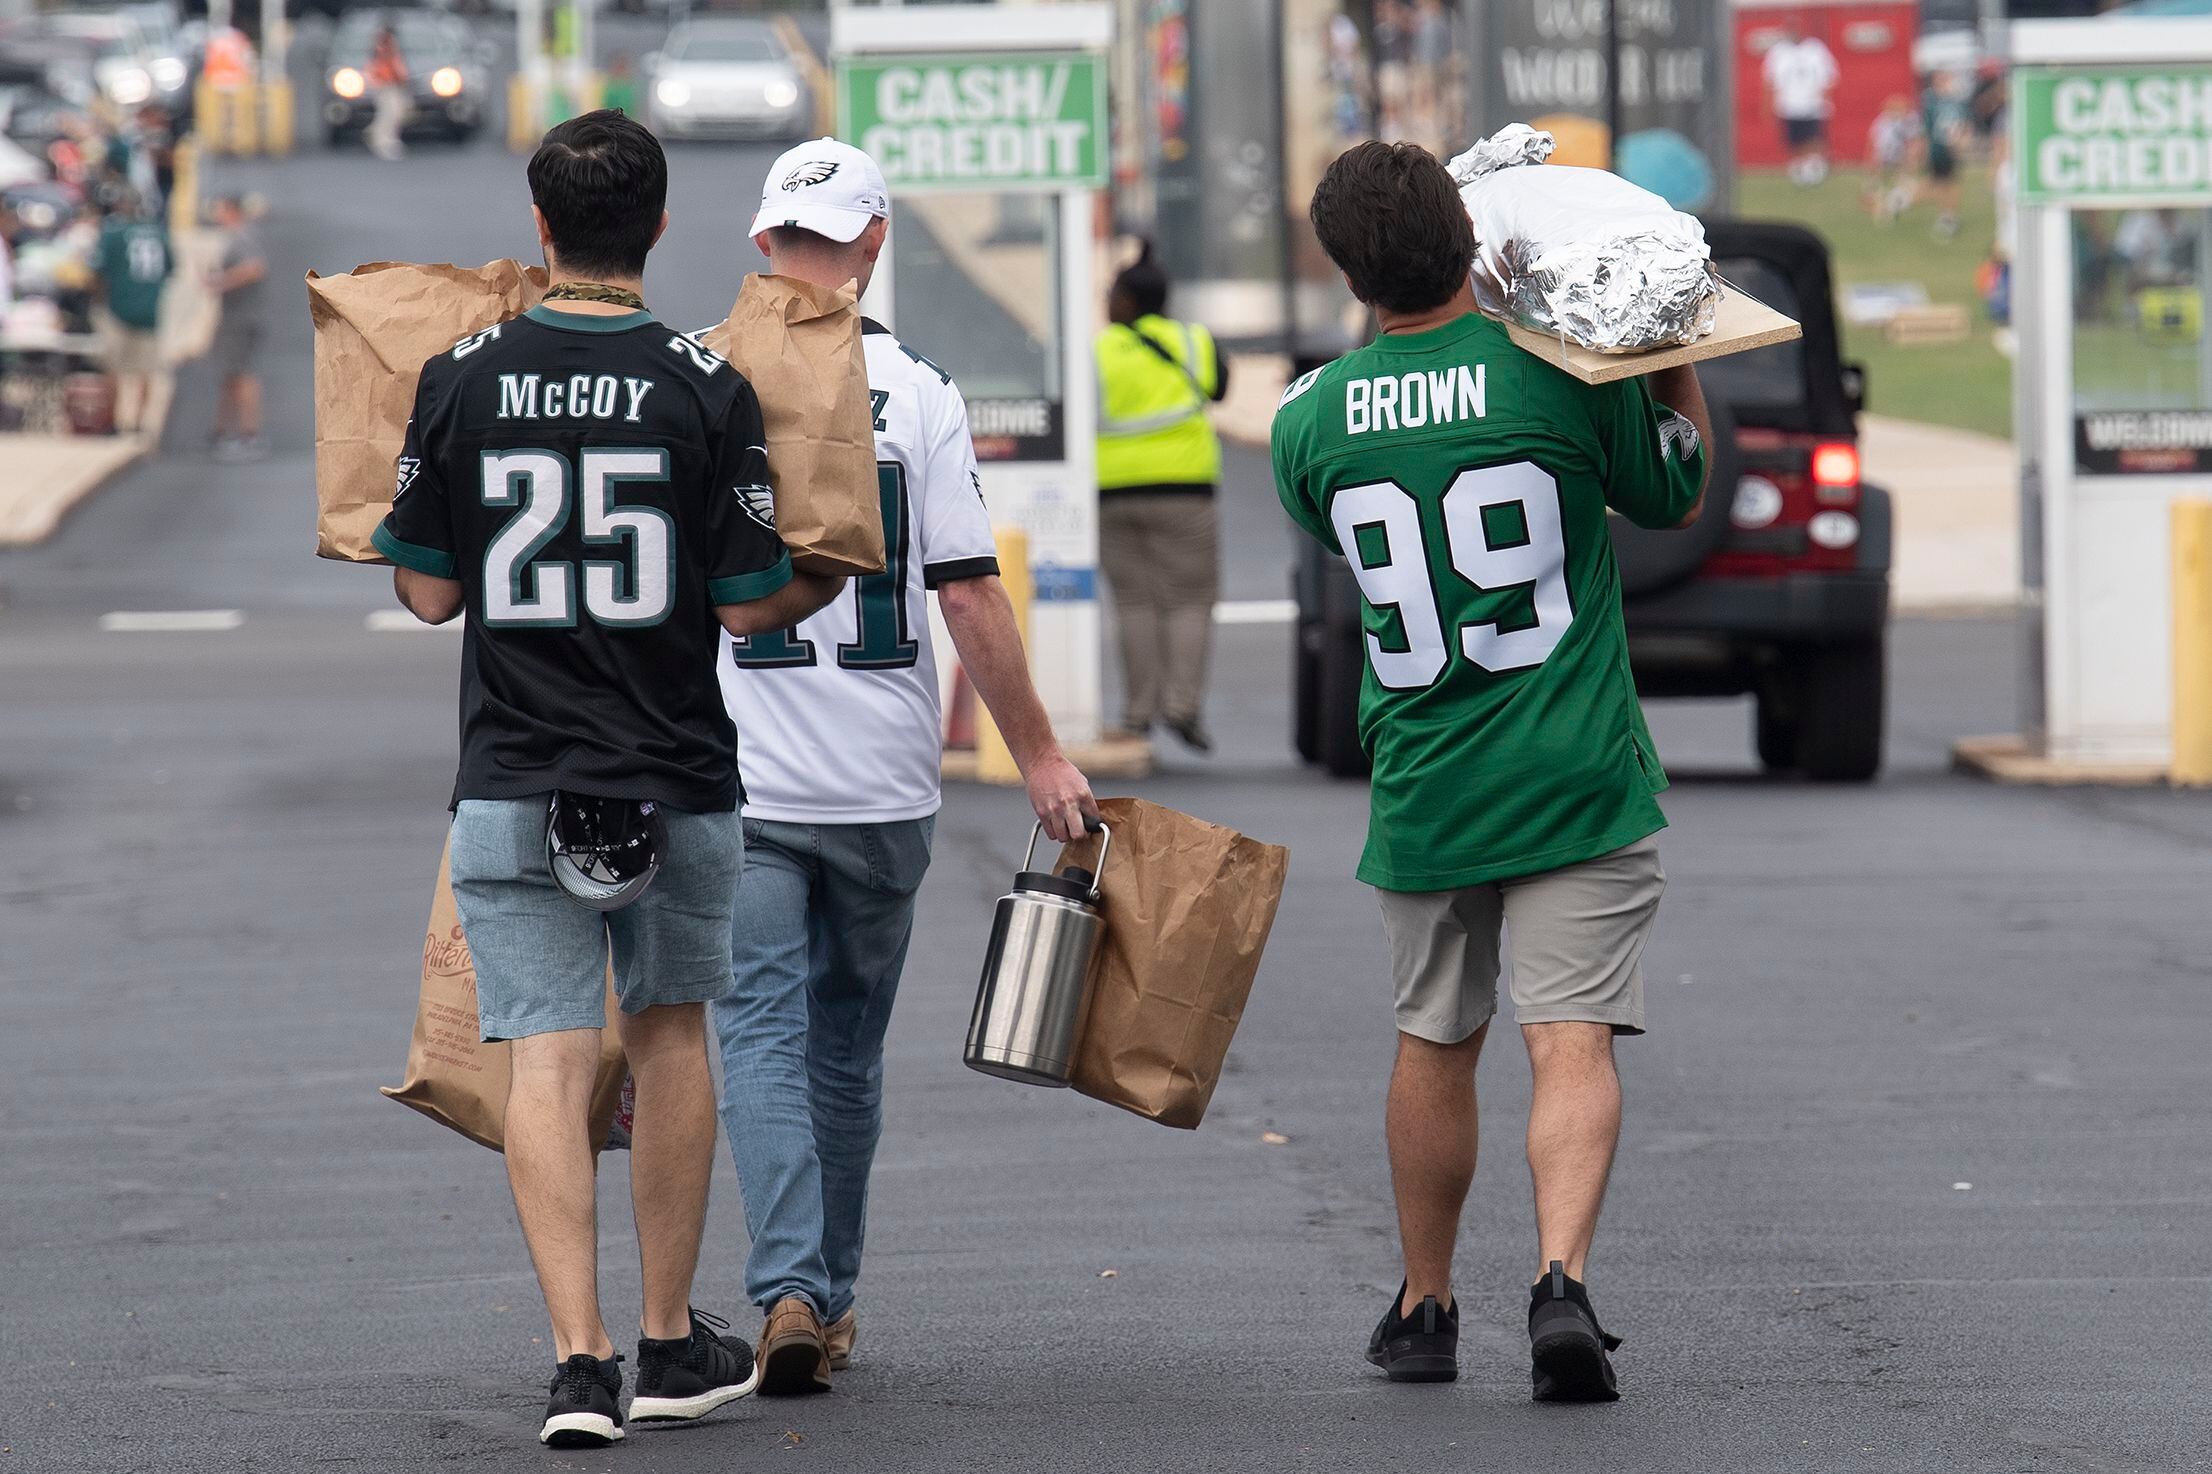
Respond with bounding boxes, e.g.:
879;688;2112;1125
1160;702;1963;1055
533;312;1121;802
736;482;776;531
1657;411;1701;462
395;454;422;497
782;160;840;191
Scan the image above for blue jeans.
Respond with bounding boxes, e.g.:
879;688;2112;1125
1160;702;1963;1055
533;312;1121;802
711;815;934;1318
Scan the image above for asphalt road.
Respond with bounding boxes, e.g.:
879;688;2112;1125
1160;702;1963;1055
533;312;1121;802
4;139;2212;1473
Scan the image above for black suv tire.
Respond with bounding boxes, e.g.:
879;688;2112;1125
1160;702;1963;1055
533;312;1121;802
1760;638;1885;781
1312;554;1371;778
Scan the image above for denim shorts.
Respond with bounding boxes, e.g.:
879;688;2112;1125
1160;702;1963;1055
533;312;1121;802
449;796;744;1042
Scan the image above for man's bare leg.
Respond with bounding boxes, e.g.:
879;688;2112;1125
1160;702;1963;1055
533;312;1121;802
1386;1024;1487;1313
505;1028;614;1361
617;1002;717;1342
117;374;143;435
1524;1021;1621;1282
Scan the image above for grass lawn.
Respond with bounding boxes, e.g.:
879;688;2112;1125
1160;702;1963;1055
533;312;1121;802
1738;165;2012;441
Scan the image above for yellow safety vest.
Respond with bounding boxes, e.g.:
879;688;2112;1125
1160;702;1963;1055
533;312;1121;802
1095;314;1223;490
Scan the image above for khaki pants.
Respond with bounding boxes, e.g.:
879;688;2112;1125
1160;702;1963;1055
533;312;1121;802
1098;491;1218;729
368;86;409;159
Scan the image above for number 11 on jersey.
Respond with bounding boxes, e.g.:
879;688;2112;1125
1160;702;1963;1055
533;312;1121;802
730;463;916;671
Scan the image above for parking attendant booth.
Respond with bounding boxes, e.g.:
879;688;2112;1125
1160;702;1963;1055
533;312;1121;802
831;3;1113;751
2011;20;2212;772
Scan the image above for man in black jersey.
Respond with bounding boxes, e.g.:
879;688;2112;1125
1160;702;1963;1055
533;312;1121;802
374;112;844;1449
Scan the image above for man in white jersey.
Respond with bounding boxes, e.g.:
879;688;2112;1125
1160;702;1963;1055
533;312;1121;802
712;138;1099;1395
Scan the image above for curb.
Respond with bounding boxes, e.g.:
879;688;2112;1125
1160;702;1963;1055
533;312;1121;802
1952;734;2171;787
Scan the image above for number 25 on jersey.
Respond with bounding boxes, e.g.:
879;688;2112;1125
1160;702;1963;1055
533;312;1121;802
481;447;674;628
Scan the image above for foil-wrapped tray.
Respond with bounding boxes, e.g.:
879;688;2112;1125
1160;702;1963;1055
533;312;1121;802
1448;125;1720;355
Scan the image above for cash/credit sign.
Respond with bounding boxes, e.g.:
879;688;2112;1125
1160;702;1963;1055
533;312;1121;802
836;52;1108;191
2018;67;2212;203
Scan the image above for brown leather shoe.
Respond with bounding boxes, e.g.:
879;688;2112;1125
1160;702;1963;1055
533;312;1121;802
757;1297;831;1395
824;1308;856;1370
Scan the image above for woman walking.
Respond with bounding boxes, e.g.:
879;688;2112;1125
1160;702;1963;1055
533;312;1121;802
1093;241;1228;752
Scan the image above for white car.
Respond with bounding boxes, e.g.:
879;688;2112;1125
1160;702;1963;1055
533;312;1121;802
646;19;810;142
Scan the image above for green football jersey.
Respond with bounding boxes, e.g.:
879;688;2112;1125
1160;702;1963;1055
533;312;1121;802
1271;312;1706;892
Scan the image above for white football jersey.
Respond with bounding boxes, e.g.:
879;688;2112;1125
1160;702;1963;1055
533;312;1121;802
718;321;999;823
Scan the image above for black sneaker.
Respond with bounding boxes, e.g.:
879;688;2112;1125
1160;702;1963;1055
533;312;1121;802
1528;1261;1623;1402
1365;1282;1459;1382
540;1353;624;1447
1164;717;1214;754
629;1308;760;1423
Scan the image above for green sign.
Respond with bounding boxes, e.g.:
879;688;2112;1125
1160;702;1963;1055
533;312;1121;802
836;52;1107;192
2018;67;2212;204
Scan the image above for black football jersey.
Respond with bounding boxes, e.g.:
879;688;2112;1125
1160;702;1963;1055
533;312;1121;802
373;305;791;812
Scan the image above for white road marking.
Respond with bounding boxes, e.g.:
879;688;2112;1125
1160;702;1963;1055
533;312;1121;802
99;610;244;633
1214;599;1297;625
365;609;462;632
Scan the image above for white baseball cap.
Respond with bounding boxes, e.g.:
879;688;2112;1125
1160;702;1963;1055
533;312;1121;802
749;137;891;244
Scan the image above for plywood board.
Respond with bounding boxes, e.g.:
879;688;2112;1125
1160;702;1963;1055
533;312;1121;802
1498;282;1802;385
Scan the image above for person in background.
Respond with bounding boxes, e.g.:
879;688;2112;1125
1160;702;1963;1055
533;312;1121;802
365;23;411;163
94;191;172;435
713;138;1097;1396
137;106;176;210
1093;239;1228;753
1763;17;1838;187
1865;95;1919;222
1922;70;1974;241
206;194;267;461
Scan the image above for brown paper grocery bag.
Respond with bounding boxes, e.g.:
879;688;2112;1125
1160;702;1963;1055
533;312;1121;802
1054;798;1289;1130
308;259;547;562
380;841;627;1152
699;274;885;577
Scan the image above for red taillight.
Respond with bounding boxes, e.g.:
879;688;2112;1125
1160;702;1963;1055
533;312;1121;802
1811;442;1860;495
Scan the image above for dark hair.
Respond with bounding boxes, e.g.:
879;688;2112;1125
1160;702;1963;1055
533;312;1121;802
1110;238;1170;318
527;110;667;280
1308;140;1474;314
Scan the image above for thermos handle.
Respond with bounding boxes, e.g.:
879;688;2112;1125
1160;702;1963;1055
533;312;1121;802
1021;818;1110;895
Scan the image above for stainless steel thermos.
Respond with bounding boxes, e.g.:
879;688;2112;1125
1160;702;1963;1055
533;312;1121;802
963;821;1112;1086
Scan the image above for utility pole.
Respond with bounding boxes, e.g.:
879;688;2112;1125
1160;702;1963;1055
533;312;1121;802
1606;0;1623;169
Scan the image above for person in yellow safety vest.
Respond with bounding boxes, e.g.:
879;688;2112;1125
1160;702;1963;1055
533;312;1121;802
1094;239;1230;753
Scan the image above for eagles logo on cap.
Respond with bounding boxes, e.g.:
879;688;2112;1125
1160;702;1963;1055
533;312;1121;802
749;139;891;245
782;160;840;191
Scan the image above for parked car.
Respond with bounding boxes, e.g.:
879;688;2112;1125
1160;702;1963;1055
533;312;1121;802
0;81;80;153
25;10;187;113
322;9;490;147
1291;221;1892;783
646;17;810;142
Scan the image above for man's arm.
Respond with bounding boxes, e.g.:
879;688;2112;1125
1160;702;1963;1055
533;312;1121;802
373;376;462;618
393;567;463;624
714;570;844;638
938;574;1099;843
210;253;265;294
1644;363;1712;526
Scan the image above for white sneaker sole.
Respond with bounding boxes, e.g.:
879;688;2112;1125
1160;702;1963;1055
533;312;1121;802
627;1362;763;1422
539;1411;622;1447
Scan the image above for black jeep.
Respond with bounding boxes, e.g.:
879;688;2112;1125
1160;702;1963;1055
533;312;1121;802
1292;221;1891;782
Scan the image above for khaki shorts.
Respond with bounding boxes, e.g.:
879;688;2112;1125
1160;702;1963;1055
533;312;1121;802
98;311;162;378
1376;836;1664;1043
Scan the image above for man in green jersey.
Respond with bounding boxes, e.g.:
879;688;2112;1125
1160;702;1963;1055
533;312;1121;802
1273;141;1710;1401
